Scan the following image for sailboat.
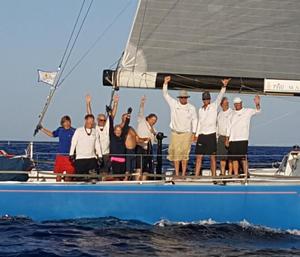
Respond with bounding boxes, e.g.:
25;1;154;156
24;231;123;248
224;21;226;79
1;0;300;230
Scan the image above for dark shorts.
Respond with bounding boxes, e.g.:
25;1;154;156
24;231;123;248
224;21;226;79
228;141;248;160
74;158;98;174
136;145;153;173
217;135;229;160
111;161;126;175
126;148;136;173
195;133;217;155
99;154;110;173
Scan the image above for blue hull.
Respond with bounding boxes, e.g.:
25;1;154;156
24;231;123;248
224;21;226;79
0;183;299;230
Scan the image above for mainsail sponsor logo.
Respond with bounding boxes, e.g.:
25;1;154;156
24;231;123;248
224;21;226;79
264;79;300;94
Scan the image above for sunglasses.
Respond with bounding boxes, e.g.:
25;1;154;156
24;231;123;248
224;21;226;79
98;119;106;122
179;97;188;99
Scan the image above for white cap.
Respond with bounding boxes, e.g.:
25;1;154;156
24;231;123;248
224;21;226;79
233;97;242;104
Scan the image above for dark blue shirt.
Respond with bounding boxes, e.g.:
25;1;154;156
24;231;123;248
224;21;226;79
52;127;76;154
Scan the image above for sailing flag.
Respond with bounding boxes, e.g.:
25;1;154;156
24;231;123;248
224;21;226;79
37;70;58;86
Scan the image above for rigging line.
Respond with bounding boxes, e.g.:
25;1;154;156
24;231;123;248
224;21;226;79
56;0;94;86
58;0;132;87
58;0;86;69
253;109;299;130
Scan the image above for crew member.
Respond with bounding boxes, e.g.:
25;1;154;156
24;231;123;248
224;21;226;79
163;76;198;177
40;116;75;181
86;94;119;174
217;97;233;175
226;96;261;176
195;78;230;177
136;96;158;180
109;109;131;179
69;114;102;177
120;111;137;179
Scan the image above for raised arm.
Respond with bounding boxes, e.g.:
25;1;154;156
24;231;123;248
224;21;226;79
249;95;261;115
121;114;131;138
215;78;231;106
69;129;79;156
111;94;119;119
86;94;92;115
163;76;176;107
138;95;146;120
108;112;114;136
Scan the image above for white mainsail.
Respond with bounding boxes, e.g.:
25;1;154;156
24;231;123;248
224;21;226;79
104;0;300;95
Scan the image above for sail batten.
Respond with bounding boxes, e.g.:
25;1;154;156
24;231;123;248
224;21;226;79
103;0;300;95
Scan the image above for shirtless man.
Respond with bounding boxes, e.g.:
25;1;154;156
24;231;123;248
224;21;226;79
120;111;138;178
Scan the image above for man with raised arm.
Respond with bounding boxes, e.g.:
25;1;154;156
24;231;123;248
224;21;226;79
163;76;198;177
194;78;231;177
39;116;75;181
69;114;102;177
136;96;158;180
225;95;261;176
85;94;119;174
217;97;233;175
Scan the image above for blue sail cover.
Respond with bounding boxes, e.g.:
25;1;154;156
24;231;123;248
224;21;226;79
0;156;31;181
113;0;300;92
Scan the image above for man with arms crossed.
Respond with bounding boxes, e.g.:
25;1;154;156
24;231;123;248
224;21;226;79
163;76;198;177
225;96;261;176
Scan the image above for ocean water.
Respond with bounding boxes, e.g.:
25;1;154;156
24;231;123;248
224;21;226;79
0;141;299;257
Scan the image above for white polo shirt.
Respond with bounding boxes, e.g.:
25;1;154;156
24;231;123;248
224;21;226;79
163;84;198;133
69;127;102;159
227;108;261;142
217;108;233;137
196;87;226;136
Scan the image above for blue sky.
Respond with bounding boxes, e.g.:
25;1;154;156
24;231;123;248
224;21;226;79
1;0;300;146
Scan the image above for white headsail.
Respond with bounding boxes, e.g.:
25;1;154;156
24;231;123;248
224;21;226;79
104;0;300;95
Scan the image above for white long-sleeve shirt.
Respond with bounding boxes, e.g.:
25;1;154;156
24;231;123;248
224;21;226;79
196;87;226;136
136;105;157;150
69;127;102;159
96;119;110;155
163;84;197;133
217;108;233;137
226;108;261;142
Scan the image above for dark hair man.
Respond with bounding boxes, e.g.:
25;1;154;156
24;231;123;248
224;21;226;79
194;78;231;177
69;114;102;176
40;115;75;181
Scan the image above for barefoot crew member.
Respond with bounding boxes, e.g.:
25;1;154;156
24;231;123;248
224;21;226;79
217;97;233;175
69;114;102;175
136;96;158;180
86;94;119;173
226;96;261;176
194;78;230;177
39;116;75;181
163;76;198;177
